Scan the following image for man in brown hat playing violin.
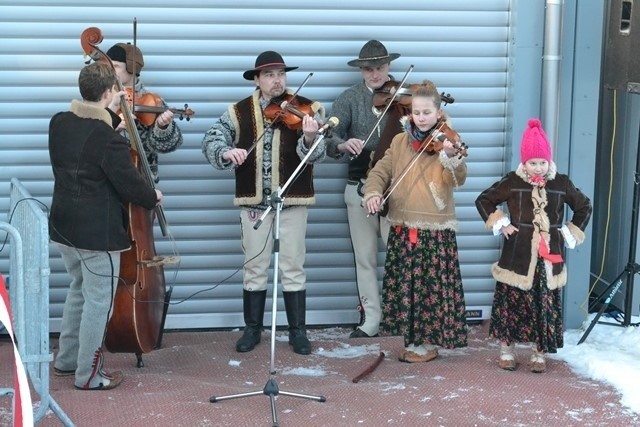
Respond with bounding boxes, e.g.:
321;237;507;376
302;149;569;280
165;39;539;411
325;40;406;338
106;43;183;183
202;51;326;355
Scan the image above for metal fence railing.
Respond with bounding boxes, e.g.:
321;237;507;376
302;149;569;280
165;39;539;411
0;221;23;425
2;177;73;426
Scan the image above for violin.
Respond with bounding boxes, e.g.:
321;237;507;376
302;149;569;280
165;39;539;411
373;81;455;109
246;93;317;156
245;74;316;156
124;87;194;127
374;120;468;218
419;120;468;158
263;93;314;130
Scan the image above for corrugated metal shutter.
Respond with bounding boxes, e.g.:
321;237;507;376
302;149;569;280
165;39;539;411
0;0;509;331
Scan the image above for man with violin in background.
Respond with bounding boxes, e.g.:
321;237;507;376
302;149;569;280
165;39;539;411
107;43;183;183
201;51;326;355
325;40;407;339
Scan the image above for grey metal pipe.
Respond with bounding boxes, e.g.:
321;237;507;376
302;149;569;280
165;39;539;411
542;0;563;153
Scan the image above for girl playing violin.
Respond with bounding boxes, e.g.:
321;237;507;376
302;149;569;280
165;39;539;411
363;80;468;363
107;43;183;183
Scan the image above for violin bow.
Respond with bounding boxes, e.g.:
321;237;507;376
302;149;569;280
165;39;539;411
286;72;313;104
129;19;169;236
130;18;138;128
351;64;414;160
246;72;314;157
369;121;450;217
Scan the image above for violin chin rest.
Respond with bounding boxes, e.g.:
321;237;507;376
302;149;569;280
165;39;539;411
142;255;181;267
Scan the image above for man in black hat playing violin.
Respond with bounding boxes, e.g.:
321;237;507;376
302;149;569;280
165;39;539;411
106;43;184;183
325;40;407;339
202;51;326;355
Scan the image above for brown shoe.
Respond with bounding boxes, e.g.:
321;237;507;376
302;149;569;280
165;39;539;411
398;349;438;363
529;352;546;373
75;371;124;391
498;355;517;371
498;343;517;371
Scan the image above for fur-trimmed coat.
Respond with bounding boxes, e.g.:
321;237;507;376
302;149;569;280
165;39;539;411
475;163;592;290
363;129;467;230
48;100;158;252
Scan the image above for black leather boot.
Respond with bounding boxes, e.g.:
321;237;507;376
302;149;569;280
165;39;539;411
235;290;267;352
283;290;311;355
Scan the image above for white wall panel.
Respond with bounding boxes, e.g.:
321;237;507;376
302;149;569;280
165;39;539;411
0;0;510;331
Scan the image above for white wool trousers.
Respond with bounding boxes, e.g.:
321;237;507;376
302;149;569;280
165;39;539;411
240;206;307;292
345;179;389;336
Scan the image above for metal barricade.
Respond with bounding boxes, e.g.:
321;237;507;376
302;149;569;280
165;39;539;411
0;222;22;426
4;177;73;426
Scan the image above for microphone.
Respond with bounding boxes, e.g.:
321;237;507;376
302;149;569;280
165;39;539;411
317;117;339;134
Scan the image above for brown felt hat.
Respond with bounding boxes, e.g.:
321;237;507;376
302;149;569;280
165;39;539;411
243;51;298;80
107;43;144;76
347;40;400;68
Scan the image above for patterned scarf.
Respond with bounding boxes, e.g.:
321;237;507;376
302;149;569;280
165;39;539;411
401;116;431;152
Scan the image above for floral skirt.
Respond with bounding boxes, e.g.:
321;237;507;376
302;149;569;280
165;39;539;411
382;226;468;349
489;257;563;353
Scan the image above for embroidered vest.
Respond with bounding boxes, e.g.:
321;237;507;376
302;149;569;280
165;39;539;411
231;91;316;206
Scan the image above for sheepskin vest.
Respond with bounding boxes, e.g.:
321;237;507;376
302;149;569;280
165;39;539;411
230;92;317;206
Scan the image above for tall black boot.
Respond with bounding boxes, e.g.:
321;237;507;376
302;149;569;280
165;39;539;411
283;290;311;355
235;290;267;352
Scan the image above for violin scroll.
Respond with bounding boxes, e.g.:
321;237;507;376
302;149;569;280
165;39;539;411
440;92;455;106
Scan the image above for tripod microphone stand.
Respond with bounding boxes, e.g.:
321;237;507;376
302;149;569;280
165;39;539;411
578;112;640;344
209;129;332;426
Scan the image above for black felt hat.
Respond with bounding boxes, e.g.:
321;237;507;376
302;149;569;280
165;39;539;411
347;40;400;67
243;51;298;80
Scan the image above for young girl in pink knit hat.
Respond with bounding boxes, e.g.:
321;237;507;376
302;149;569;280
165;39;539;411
475;118;592;373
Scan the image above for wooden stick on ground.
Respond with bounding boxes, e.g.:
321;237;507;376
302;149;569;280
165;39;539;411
352;352;385;383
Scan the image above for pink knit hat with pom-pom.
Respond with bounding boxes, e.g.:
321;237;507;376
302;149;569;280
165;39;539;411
520;118;552;163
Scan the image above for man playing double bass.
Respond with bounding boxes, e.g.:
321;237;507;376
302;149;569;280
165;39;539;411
49;62;163;390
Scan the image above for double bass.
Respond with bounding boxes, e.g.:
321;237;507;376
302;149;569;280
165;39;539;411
81;26;173;367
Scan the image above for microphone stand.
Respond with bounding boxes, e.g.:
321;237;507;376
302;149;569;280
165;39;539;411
209;131;329;426
578;113;640;344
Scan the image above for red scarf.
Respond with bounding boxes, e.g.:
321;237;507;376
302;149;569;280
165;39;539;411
538;235;563;263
